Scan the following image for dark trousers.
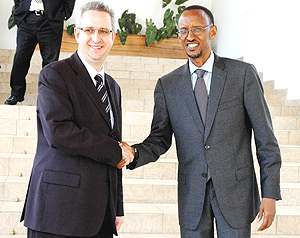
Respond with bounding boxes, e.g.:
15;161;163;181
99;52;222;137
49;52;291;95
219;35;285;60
180;180;251;238
10;11;63;100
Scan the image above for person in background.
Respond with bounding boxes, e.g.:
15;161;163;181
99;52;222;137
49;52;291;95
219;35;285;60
21;2;133;237
4;0;75;105
119;5;281;238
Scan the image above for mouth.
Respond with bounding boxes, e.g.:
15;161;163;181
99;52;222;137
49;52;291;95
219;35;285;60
89;45;103;50
186;42;199;50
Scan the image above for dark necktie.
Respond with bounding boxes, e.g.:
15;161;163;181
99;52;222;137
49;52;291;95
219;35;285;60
95;74;111;123
194;69;208;125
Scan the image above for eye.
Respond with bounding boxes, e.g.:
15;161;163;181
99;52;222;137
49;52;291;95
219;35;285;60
84;28;95;34
100;28;109;34
193;27;203;34
179;29;188;35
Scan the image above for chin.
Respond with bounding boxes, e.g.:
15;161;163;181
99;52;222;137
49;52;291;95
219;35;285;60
188;52;202;59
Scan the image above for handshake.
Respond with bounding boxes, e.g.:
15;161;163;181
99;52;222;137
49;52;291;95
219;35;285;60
117;141;135;169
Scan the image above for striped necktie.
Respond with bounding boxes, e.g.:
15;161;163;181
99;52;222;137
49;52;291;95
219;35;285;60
95;74;111;123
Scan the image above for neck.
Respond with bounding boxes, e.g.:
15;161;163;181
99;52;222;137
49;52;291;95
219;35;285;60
191;50;211;67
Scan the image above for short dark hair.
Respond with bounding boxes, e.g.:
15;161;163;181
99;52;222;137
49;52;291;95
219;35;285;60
181;5;214;25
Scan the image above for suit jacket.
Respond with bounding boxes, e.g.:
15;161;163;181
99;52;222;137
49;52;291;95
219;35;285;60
21;52;123;237
129;54;281;230
14;0;75;33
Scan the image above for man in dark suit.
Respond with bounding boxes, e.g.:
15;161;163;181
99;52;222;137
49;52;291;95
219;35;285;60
4;0;75;105
21;2;133;237
121;5;281;237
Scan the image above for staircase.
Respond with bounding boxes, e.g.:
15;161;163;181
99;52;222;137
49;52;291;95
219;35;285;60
0;49;300;237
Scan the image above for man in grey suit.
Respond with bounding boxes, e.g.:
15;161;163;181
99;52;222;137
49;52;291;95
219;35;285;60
120;5;281;238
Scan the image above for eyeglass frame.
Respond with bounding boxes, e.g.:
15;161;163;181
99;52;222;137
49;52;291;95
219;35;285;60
77;27;113;37
178;24;213;38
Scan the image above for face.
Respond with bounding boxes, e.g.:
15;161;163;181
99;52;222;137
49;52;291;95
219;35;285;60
178;9;217;66
74;10;116;71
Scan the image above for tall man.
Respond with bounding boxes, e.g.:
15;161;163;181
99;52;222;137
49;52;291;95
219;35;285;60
4;0;75;105
21;2;132;237
122;5;281;238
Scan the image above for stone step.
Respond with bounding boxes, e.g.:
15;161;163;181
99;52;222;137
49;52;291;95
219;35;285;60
1;117;300;144
0;234;300;238
270;105;300;118
1;149;300;182
1;150;300;183
0;176;177;204
272;117;300;131
0;135;37;154
1;202;300;235
1;174;300;206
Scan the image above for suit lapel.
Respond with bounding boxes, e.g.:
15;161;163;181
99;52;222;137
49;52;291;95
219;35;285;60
70;52;112;128
204;55;227;142
177;62;205;136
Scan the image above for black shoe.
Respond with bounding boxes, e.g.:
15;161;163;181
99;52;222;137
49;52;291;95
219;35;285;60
4;95;24;105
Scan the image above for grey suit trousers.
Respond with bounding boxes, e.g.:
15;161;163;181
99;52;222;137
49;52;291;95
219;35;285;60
180;180;251;238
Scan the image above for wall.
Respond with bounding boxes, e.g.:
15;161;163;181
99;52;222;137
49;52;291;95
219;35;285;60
1;0;299;99
0;0;211;49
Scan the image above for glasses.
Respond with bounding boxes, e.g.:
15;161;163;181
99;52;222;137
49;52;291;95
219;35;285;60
77;27;113;37
178;24;213;38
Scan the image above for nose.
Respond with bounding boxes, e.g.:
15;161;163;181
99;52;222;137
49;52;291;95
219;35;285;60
91;30;101;42
186;29;195;40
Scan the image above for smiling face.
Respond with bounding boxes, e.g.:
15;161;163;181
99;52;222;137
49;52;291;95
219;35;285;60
178;9;217;67
74;10;116;71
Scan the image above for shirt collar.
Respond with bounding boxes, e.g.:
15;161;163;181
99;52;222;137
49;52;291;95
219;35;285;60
189;50;215;75
77;50;105;82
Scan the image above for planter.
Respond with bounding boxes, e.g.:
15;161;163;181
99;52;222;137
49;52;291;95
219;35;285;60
59;30;188;59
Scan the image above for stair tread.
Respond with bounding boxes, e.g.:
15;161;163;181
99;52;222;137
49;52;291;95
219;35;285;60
2;202;300;216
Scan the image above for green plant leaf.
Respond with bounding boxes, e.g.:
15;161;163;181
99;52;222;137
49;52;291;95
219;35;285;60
175;0;189;5
155;27;167;43
162;0;172;8
8;5;16;30
117;29;129;45
145;20;157;47
134;23;142;34
66;24;75;36
118;17;126;30
163;9;174;25
177;5;186;14
121;10;129;19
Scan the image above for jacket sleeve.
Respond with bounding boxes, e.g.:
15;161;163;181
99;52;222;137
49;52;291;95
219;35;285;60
243;64;282;200
37;64;122;167
128;78;173;169
63;0;75;20
14;0;20;9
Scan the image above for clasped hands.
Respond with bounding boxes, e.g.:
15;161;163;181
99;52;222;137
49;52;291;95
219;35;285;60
117;141;135;169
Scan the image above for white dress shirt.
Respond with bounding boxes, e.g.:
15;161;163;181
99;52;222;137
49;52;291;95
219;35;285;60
78;51;115;128
29;0;44;11
189;50;215;95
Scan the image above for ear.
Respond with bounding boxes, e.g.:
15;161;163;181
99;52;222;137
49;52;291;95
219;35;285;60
111;32;116;42
74;27;80;43
209;25;217;40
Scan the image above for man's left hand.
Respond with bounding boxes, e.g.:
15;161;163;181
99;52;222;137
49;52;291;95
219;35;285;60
257;198;276;231
116;216;124;231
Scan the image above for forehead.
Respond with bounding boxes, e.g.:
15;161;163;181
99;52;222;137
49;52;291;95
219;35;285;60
81;10;112;27
178;9;210;28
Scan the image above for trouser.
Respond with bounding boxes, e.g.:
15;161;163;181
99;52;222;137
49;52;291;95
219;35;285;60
180;180;251;238
10;11;63;100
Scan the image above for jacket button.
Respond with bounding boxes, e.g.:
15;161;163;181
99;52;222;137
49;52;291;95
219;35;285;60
202;173;207;178
204;145;210;150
